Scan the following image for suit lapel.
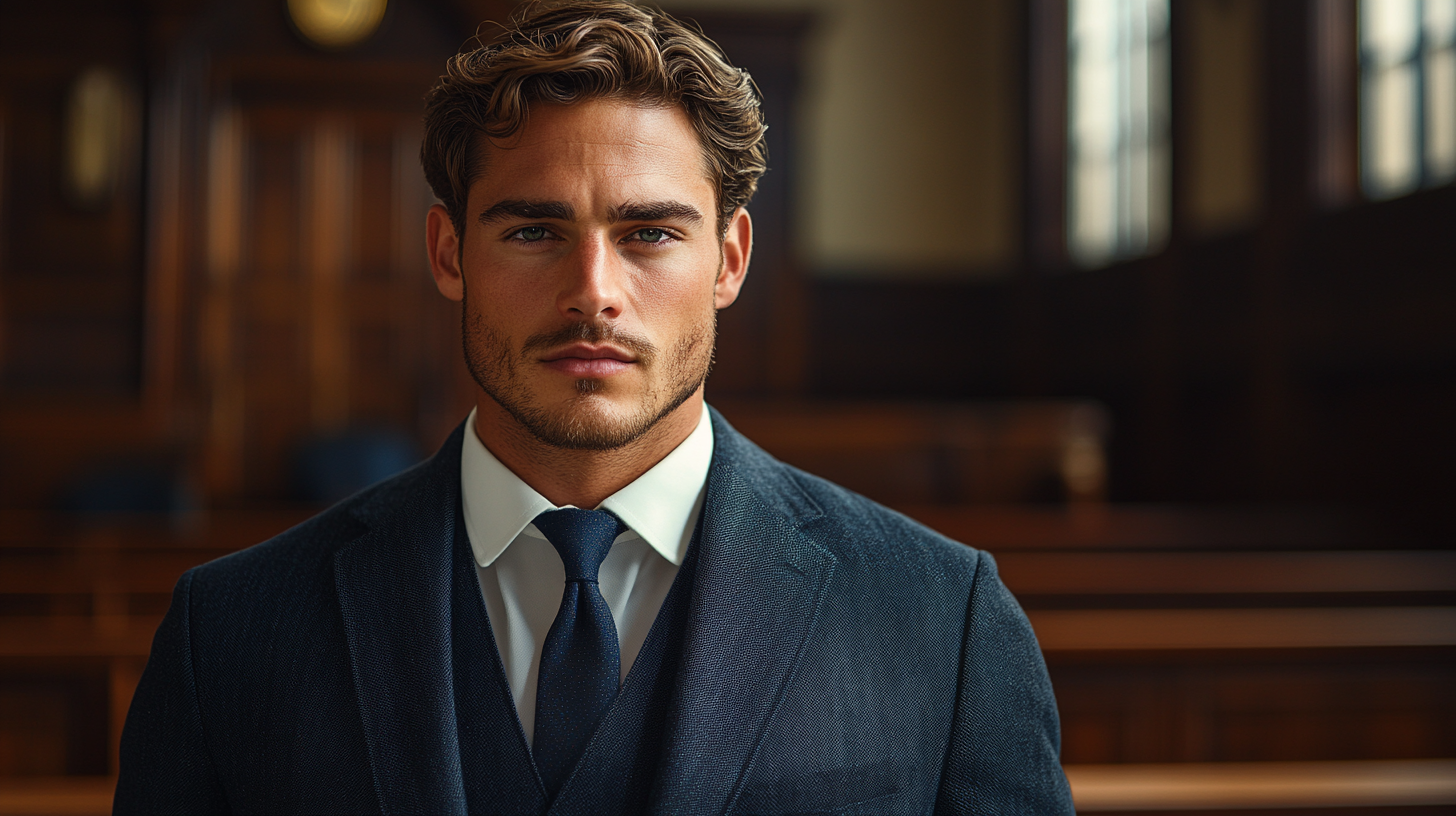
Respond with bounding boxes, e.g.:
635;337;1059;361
334;427;469;816
329;412;836;816
650;416;838;816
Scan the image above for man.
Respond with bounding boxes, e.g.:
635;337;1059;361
116;1;1074;813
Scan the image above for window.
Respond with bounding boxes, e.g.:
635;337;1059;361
1066;0;1171;268
1359;0;1456;199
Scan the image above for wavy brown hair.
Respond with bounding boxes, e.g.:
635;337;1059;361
421;0;767;239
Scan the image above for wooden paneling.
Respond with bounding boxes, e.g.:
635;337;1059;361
0;0;478;510
810;185;1456;518
0;23;146;401
161;4;471;502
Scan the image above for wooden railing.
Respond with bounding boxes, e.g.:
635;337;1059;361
1066;759;1456;812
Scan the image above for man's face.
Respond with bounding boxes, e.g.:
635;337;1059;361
427;99;750;450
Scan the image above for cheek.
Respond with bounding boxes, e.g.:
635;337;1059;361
465;254;554;322
631;248;720;320
632;272;716;336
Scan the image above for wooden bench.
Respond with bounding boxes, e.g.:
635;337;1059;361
897;503;1410;551
862;505;1453;772
714;400;1112;504
998;550;1456;597
1;504;1452;805
1066;758;1456;812
4;761;1454;815
0;509;311;779
0;776;116;816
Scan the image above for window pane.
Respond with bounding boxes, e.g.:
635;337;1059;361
1365;0;1421;64
1067;0;1170;268
1366;62;1421;196
1072;156;1117;262
1359;0;1456;197
1425;0;1456;45
1427;2;1456;180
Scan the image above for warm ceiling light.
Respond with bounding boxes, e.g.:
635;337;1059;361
287;0;388;50
64;66;139;210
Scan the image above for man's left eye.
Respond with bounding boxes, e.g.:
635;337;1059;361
634;228;668;244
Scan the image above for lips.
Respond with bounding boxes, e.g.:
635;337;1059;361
540;343;636;377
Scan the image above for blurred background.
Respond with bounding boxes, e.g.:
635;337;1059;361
0;0;1453;812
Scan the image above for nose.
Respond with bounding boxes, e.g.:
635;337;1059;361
556;232;625;321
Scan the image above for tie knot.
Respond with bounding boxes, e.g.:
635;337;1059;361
532;508;626;581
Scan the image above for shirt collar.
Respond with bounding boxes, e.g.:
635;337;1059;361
460;403;713;569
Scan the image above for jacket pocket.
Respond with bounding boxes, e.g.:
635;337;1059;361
733;759;906;816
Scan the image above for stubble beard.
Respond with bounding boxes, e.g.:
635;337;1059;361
461;284;715;451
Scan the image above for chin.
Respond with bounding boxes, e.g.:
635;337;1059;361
498;386;658;451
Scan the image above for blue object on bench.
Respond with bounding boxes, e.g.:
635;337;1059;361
291;428;422;504
59;461;197;518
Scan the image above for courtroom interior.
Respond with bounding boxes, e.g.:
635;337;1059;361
0;0;1453;812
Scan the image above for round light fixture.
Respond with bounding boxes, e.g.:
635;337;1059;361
64;66;140;210
287;0;388;50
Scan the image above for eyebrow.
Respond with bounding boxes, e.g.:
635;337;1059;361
476;198;705;227
477;199;575;225
607;201;704;226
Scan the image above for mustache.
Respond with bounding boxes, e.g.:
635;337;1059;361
520;321;657;361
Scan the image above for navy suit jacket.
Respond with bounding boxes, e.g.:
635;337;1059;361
116;410;1075;814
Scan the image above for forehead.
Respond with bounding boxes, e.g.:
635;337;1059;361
469;99;715;208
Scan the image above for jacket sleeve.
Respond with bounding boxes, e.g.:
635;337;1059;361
934;551;1075;815
114;569;230;814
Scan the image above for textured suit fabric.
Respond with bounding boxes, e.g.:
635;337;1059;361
115;408;1075;815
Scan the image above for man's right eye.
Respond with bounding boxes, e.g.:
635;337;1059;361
513;226;549;242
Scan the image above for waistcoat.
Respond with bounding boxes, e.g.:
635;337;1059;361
450;499;701;816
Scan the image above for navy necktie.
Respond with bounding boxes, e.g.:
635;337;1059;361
531;508;627;798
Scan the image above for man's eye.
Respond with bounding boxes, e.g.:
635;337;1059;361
634;228;668;244
514;226;549;242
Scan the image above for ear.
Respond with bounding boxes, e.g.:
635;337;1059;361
714;207;752;309
426;203;464;302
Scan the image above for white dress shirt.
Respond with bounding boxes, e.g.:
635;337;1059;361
459;404;713;746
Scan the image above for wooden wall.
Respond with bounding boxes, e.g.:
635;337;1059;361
0;2;155;509
0;0;504;508
805;0;1455;532
809;186;1456;515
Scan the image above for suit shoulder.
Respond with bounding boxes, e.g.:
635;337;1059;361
710;409;983;578
786;464;982;571
187;453;442;592
714;425;984;587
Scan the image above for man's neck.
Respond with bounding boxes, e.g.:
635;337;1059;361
472;390;705;509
